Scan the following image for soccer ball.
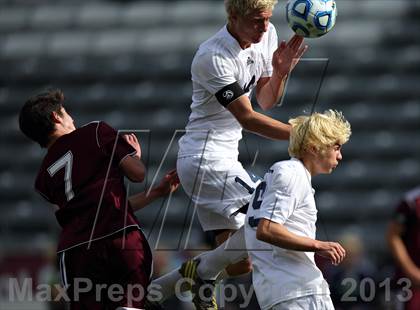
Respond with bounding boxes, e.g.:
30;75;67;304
286;0;337;38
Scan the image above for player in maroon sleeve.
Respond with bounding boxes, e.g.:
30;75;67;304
18;89;180;310
387;186;420;310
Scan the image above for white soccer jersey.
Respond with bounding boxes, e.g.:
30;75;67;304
178;23;278;158
245;158;330;310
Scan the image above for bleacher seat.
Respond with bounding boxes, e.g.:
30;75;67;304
0;0;419;258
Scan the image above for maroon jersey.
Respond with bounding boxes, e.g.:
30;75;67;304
35;121;140;252
394;186;420;278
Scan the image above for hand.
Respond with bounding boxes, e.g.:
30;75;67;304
272;34;308;79
316;241;346;266
123;133;141;159
153;169;180;197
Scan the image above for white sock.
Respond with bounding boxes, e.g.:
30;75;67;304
148;227;248;302
148;269;182;303
196;226;248;280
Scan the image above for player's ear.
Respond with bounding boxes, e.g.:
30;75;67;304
307;144;318;156
51;111;62;123
228;11;238;24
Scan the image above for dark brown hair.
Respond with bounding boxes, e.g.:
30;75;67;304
19;89;65;147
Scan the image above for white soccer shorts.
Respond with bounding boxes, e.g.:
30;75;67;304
177;155;259;231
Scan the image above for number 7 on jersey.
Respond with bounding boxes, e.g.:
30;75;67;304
47;151;75;201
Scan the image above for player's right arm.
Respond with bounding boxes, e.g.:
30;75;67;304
193;50;290;141
256;218;346;265
227;95;290;140
120;156;145;182
97;123;145;182
120;133;145;182
387;219;420;285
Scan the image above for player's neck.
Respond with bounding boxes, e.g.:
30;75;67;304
226;23;251;49
300;157;318;177
46;134;60;149
46;128;73;149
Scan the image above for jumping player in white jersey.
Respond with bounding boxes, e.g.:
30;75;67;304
178;0;306;257
178;0;307;241
245;110;351;310
146;1;307;309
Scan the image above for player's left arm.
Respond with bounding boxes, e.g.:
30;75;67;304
128;169;180;211
256;35;307;110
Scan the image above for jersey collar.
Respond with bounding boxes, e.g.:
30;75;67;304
222;25;246;53
291;157;313;184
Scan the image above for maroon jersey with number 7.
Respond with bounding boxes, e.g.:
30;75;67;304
35;121;140;252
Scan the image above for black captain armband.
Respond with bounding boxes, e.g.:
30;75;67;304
215;82;245;107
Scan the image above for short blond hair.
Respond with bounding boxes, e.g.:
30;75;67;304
288;110;351;158
225;0;278;17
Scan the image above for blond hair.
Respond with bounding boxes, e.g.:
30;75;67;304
288;110;351;158
225;0;278;17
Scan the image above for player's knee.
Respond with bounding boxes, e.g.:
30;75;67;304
242;257;253;272
226;258;252;276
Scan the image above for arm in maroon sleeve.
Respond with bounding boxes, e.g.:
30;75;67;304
387;200;420;286
129;169;180;211
97;122;145;182
119;133;145;182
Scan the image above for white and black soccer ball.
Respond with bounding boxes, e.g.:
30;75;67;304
286;0;337;38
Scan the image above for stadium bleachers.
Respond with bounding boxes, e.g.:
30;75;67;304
0;0;419;262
